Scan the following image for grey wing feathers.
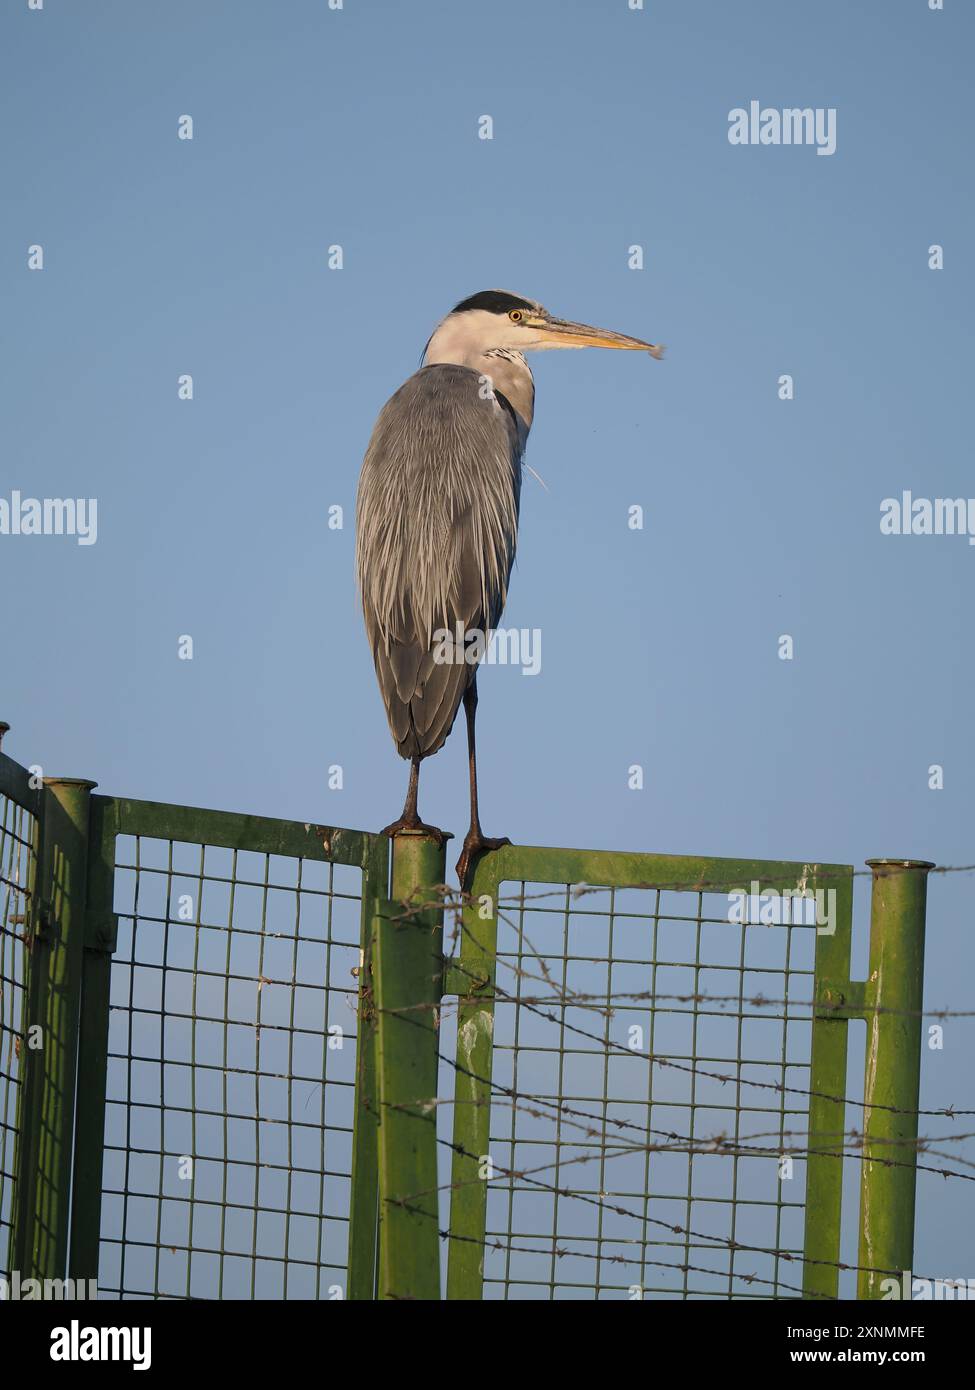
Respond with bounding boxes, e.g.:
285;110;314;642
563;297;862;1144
356;364;523;759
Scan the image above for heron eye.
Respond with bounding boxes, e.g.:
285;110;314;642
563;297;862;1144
508;310;523;323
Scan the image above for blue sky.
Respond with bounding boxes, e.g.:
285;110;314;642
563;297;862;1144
2;0;972;1294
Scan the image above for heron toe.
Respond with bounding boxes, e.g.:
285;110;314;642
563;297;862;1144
381;815;448;846
455;832;511;889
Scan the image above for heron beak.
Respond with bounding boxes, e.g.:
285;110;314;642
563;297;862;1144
526;314;665;359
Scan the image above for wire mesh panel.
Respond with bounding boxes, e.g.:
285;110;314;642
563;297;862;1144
484;882;816;1299
0;747;929;1302
446;847;853;1302
0;788;37;1278
97;827;367;1299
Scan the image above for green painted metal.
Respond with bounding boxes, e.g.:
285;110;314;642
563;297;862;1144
68;793;120;1282
0;746;43;822
444;852;500;1300
445;843;857;1300
856;859;932;1299
373;832;445;1301
81;792;386;1296
13;777;95;1280
347;829;389;1300
105;795;372;868
0;733;935;1302
0;739;40;1279
802;867;853;1299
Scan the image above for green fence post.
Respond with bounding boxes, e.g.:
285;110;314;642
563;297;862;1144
373;830;445;1301
13;777;95;1282
444;854;502;1300
347;831;389;1300
68;794;118;1285
803;866;854;1300
857;858;933;1299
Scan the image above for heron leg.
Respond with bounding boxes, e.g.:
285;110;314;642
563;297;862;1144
381;754;447;844
455;678;510;888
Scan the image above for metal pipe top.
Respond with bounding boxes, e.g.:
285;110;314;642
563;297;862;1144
865;858;936;872
392;827;455;842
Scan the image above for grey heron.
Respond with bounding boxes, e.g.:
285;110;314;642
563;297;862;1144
355;289;663;886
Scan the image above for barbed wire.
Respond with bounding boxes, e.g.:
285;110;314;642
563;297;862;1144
383;875;975;1028
436;1226;830;1300
384;1042;975;1189
366;882;974;1298
385;980;975;1024
498;860;975;898
4;776;971;1300
423;1094;975;1174
390;1128;947;1295
438;946;975;1120
411;1065;975;1155
386;860;975;927
381;1012;975;1188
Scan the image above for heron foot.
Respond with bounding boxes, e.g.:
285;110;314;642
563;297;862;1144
381;815;448;846
455;831;511;890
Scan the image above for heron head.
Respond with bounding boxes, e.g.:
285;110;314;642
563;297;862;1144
424;289;664;362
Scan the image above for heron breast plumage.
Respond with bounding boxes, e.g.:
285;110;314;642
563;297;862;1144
356;362;526;760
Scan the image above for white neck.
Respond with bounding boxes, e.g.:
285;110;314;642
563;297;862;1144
422;310;536;438
423;311;493;368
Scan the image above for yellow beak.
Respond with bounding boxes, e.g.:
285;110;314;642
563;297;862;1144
525;313;665;359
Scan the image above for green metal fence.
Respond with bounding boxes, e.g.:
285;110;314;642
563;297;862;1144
0;727;932;1300
0;727;38;1278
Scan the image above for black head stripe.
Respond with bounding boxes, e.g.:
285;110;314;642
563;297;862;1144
451;289;535;316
